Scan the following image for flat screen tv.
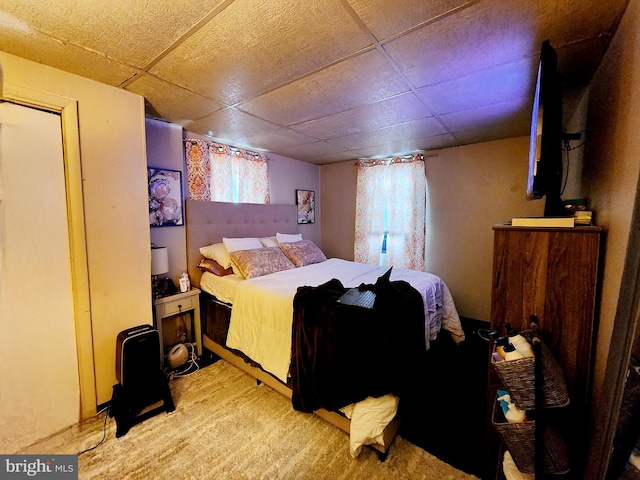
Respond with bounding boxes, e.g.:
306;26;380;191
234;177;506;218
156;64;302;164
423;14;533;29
526;40;566;217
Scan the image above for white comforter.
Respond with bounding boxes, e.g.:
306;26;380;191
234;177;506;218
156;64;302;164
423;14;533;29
225;258;464;383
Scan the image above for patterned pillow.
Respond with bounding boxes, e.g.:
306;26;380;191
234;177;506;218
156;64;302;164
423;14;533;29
229;247;295;279
279;240;327;267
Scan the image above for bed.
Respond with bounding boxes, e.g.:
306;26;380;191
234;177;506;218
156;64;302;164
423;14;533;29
185;199;464;459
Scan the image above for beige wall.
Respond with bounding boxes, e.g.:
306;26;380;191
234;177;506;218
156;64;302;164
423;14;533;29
582;0;640;473
321;137;544;321
0;51;152;407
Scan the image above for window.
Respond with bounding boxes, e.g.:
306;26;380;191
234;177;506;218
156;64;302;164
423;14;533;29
185;139;270;204
354;154;426;270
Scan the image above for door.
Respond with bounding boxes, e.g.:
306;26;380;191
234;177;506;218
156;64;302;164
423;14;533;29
0;102;80;452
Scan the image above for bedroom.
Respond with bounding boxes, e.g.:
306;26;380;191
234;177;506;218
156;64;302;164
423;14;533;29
0;0;639;478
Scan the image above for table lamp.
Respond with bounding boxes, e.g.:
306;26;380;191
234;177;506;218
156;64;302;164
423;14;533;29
151;246;169;299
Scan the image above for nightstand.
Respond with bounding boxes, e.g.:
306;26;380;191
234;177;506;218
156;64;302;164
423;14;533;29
153;288;202;367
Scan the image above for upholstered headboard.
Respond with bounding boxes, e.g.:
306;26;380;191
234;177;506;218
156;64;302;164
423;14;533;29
185;200;298;288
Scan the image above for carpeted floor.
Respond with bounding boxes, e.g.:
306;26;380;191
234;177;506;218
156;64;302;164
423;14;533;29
18;359;479;480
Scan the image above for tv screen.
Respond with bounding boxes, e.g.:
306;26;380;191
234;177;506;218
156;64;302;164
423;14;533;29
526;40;566;217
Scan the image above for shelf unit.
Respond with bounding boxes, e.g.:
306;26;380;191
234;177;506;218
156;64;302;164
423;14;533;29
486;225;602;478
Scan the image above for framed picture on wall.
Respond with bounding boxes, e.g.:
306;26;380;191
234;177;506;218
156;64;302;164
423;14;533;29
296;189;315;224
148;168;184;227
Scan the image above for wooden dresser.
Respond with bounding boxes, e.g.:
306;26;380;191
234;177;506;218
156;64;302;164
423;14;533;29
487;225;603;478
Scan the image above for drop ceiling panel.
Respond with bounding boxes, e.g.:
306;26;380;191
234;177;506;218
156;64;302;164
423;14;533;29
327;117;447;151
452;122;531;145
237;128;319;153
346;0;471;41
440;97;532;135
276;141;352;161
302;150;361;165
184;108;281;144
384;1;541;89
416;57;537;116
239;49;410;126
352;132;458;158
291;92;432;140
0;28;139;86
0;0;627;164
0;0;224;68
126;74;224;123
149;0;373;105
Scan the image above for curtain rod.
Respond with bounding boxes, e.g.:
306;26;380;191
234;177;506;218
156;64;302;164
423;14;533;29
354;152;438;165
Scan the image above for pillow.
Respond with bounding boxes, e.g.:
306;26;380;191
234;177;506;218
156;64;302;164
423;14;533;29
199;243;231;269
276;232;302;244
197;258;233;276
279;240;327;267
222;237;263;253
229;247;295;279
259;236;278;248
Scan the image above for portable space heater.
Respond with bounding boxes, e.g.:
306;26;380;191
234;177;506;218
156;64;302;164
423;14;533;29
110;325;174;437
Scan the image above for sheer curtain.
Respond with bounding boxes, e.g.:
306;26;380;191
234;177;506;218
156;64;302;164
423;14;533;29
354;154;426;270
185;139;270;203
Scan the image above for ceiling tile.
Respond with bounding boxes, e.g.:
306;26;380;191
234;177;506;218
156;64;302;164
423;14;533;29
346;0;471;41
0;28;138;86
453;122;531;145
290;92;432;140
0;0;225;68
440;97;532;136
126;74;224;123
416;57;537;115
184;108;281;144
150;0;373;105
351;132;458;158
301;151;361;165
0;0;626;164
275;140;349;160
239;49;411;126
384;1;542;89
327;116;447;151
237;128;319;153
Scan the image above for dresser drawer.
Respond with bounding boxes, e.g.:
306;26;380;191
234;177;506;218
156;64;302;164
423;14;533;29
161;296;194;316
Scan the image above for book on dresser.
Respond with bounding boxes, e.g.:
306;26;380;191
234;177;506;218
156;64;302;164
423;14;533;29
511;216;575;227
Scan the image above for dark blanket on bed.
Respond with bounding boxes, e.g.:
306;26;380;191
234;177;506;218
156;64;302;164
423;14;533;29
290;269;426;413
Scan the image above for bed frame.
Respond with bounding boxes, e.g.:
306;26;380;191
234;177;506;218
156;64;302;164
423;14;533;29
185;199;399;460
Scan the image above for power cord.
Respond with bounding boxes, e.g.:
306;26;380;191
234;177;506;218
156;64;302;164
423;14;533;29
78;405;110;455
164;342;200;379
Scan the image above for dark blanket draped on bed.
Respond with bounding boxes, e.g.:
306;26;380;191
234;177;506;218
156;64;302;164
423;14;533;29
290;270;426;413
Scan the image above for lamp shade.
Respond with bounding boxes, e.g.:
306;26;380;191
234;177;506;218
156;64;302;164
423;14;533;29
151;247;169;275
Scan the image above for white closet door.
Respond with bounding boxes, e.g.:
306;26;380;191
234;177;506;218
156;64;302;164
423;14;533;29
0;102;80;452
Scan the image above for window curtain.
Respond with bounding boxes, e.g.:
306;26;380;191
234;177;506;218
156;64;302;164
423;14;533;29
354;154;426;270
185;139;270;204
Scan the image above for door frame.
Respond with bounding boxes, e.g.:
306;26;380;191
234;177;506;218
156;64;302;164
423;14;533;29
2;83;96;420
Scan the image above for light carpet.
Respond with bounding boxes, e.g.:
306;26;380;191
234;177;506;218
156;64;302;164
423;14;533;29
18;360;478;479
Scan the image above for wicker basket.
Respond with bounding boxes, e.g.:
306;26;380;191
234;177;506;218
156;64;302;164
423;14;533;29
492;398;570;474
492;330;569;409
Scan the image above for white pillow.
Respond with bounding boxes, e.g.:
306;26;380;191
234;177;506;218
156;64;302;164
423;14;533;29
199;243;231;269
259;236;278;248
276;232;302;244
223;237;263;253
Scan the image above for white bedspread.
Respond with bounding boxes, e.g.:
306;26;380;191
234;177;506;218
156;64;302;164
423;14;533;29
225;258;463;383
